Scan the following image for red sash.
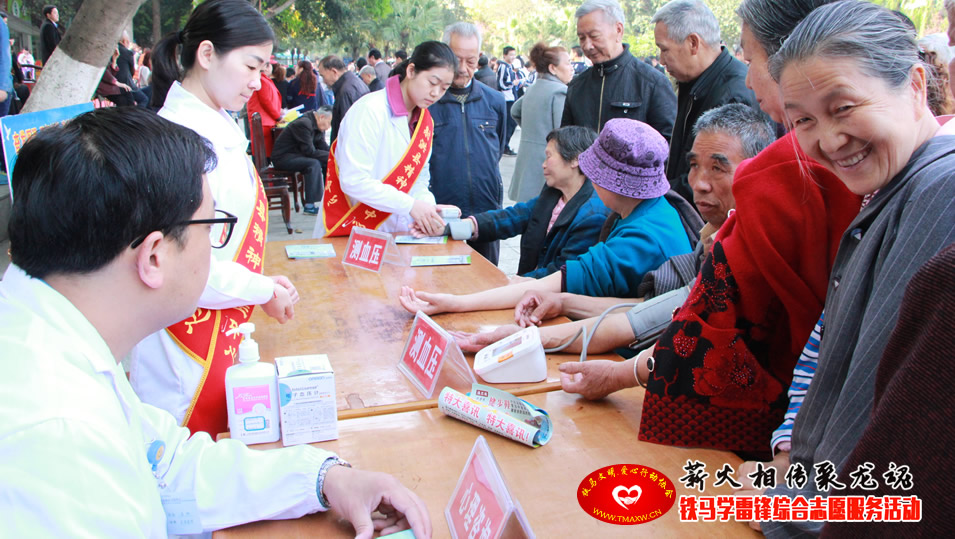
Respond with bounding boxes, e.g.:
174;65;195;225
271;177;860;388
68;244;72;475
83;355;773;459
322;109;434;236
166;163;269;436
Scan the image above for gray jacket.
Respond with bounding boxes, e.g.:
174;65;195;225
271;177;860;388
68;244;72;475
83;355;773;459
509;74;567;202
764;136;955;537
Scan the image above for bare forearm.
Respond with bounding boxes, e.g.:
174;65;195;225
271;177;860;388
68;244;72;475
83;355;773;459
560;294;644;320
454;273;561;312
540;312;635;354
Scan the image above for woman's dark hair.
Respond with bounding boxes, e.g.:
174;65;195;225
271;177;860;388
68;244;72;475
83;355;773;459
141;49;152;69
736;0;837;57
545;125;598;163
389;40;458;81
297;60;317;95
272;64;285;81
529;42;566;76
9;107;216;279
150;0;275;108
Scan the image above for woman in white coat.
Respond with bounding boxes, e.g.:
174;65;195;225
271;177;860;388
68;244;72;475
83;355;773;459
509;43;576;202
130;0;299;437
316;41;456;238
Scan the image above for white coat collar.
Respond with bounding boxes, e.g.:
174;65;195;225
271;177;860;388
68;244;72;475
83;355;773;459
1;265;116;374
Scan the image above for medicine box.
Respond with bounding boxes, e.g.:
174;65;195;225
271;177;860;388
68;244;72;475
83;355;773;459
275;354;338;446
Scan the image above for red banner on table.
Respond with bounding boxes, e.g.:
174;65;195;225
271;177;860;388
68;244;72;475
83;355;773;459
341;227;401;272
446;436;534;539
397;312;475;398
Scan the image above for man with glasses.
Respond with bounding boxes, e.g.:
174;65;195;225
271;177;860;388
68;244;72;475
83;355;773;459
428;22;507;265
0;107;431;537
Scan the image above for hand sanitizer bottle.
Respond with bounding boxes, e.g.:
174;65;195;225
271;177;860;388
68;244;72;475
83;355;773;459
224;323;280;444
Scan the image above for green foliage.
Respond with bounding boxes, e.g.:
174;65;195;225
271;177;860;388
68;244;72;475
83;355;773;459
123;0;951;63
18;0;83;27
132;0;196;47
870;0;948;35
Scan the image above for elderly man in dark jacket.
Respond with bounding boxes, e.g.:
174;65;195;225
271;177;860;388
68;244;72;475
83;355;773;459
562;0;676;140
271;107;332;215
318;55;369;143
651;0;759;205
474;55;497;89
429;22;508;264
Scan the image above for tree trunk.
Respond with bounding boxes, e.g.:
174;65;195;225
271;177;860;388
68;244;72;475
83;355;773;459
152;0;162;45
23;0;147;113
265;0;296;19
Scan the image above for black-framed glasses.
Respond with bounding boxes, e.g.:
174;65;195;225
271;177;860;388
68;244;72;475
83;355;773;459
130;209;238;249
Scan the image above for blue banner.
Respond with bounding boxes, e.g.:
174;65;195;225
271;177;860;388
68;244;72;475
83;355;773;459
1;102;95;197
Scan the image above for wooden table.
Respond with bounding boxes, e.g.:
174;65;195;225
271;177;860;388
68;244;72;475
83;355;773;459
216;389;759;538
253;238;602;418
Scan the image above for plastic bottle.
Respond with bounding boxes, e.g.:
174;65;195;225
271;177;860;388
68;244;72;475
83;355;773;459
224;323;280;444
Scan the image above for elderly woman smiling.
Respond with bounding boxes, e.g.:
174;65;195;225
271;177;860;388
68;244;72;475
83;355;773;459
551;0;863;458
755;1;955;536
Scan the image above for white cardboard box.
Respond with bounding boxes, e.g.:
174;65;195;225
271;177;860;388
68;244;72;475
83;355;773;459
275;354;338;446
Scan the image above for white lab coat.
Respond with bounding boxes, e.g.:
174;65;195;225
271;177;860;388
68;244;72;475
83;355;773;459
0;265;331;536
129;83;275;424
313;89;436;238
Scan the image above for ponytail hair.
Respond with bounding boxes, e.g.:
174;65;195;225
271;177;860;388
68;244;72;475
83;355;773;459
150;0;275;108
528;42;566;76
389;40;458;81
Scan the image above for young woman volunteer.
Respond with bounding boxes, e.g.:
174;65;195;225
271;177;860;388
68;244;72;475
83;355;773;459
132;0;298;437
315;41;456;237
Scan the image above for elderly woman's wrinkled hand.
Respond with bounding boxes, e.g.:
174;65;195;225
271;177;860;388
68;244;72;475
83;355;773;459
514;291;563;327
559;360;634;400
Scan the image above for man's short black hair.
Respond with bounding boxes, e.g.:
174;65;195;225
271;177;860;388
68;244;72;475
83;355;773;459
394;49;408;62
368;48;382;60
478;55;488;67
8;107;217;279
42;4;56;17
503;46;515;56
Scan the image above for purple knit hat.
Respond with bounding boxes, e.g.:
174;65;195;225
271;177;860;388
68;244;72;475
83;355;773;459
577;118;669;199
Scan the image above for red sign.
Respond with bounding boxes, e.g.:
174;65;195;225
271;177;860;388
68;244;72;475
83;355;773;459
448;447;507;539
398;315;449;397
577;464;676;525
343;232;388;272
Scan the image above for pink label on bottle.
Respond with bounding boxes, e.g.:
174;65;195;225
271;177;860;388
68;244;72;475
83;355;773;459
233;384;271;414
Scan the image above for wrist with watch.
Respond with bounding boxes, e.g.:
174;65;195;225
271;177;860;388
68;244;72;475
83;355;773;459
316;456;352;509
633;350;655;389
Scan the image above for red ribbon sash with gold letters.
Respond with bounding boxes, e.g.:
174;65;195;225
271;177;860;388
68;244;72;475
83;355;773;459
165;162;269;436
322;109;433;237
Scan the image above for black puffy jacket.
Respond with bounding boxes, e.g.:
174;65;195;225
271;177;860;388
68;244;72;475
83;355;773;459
666;49;759;204
561;44;677;140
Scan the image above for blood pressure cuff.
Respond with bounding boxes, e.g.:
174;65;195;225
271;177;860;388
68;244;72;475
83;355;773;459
625;284;692;351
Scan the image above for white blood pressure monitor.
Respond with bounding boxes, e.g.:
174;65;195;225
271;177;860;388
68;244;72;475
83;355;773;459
473;326;547;383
